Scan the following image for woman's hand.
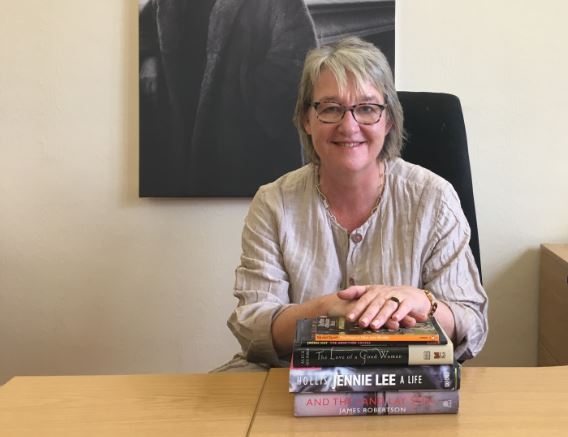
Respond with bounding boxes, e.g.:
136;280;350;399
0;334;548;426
336;285;431;330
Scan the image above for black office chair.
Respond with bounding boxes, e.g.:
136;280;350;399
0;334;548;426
397;91;482;282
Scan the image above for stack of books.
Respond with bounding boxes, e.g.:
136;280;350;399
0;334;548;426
289;315;460;417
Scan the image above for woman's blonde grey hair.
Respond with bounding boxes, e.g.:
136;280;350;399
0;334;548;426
293;37;404;164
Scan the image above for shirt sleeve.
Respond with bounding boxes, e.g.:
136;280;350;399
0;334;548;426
422;184;489;362
227;186;293;367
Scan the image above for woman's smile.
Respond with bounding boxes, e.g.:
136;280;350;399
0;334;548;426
332;141;365;148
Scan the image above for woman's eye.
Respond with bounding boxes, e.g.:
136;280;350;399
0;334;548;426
321;105;342;114
357;105;376;114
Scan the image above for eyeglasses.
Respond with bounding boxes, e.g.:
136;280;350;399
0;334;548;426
311;101;387;125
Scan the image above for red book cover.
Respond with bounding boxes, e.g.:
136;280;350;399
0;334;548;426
294;390;459;416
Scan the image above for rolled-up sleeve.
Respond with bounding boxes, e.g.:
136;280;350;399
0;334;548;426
227;187;293;366
423;185;489;361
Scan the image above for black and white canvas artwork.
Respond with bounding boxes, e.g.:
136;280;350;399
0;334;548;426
139;0;395;197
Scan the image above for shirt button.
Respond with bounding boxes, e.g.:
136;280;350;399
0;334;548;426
351;232;363;243
348;277;356;286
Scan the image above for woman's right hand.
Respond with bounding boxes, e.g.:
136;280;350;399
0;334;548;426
324;286;419;330
321;292;359;318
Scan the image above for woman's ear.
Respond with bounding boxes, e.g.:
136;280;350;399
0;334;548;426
304;114;312;135
385;115;393;134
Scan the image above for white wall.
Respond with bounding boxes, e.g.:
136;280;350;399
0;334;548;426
0;1;244;383
397;0;568;365
1;0;567;384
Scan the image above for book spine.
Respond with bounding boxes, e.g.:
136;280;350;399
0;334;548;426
289;363;460;393
293;343;453;367
294;390;459;416
314;333;439;343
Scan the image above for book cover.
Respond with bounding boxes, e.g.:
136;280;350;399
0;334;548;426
294;316;443;346
292;337;453;367
289;362;460;393
294;390;459;416
293;322;452;367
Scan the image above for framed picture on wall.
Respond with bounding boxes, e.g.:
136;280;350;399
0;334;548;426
138;0;395;197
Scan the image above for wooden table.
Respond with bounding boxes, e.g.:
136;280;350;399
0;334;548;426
2;366;568;436
0;372;267;436
249;366;568;436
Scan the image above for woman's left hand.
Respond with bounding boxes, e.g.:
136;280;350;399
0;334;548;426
337;285;431;330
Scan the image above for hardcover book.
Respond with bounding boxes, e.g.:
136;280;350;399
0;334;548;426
294;390;459;416
289;362;460;393
294;316;443;346
292;325;453;367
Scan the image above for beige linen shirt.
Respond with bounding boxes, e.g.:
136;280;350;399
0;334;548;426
222;158;488;371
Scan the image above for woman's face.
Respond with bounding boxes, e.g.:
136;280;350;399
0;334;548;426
304;69;391;177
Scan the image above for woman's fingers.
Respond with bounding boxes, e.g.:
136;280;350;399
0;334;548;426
338;285;428;330
345;286;384;322
337;285;368;301
389;298;413;322
399;315;417;327
358;297;391;328
348;287;398;328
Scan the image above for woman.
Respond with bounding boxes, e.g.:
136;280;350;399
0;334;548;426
218;37;488;371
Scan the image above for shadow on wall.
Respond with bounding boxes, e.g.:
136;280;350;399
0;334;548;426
470;248;539;367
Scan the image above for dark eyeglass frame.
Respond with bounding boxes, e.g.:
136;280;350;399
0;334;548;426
311;101;387;125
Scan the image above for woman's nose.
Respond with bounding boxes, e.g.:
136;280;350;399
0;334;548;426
337;109;360;134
